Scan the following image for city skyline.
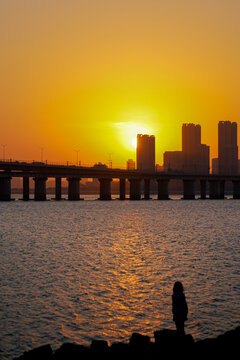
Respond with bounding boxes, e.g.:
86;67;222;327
1;120;239;172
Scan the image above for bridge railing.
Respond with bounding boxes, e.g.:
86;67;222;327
0;158;126;170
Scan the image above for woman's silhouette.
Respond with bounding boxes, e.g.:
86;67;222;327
172;281;188;335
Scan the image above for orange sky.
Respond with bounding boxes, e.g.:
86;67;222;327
1;0;240;168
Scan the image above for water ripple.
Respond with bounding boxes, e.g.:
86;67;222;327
0;198;240;359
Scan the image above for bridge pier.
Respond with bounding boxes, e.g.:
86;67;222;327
119;178;126;200
209;180;220;199
157;179;169;200
0;177;11;201
183;179;195;199
200;180;206;199
144;179;150;200
98;178;112;200
23;177;29;201
219;180;225;199
129;178;141;200
67;177;81;200
55;177;62;200
232;180;240;199
33;177;47;201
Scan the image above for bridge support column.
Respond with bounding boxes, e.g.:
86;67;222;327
0;177;11;201
157;179;169;200
67;177;80;200
219;180;225;199
183;179;195;200
144;179;150;200
55;177;62;200
200;180;206;199
129;178;141;200
119;178;126;200
209;180;220;199
232;180;240;199
99;178;112;200
33;177;47;201
23;177;29;201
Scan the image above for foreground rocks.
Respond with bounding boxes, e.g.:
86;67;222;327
13;326;240;360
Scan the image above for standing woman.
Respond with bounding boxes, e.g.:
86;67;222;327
172;281;188;335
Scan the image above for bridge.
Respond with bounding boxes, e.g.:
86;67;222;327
0;160;240;201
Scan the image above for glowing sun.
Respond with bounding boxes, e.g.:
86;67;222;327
131;137;137;149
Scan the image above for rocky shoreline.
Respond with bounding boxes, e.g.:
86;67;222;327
13;326;240;360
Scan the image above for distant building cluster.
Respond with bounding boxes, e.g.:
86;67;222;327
164;123;209;174
126;158;135;170
129;120;239;175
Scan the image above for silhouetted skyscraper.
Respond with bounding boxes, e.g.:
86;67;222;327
182;123;209;174
163;151;183;171
218;121;238;174
182;123;201;153
137;134;155;171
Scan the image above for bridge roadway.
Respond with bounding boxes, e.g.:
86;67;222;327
0;161;240;201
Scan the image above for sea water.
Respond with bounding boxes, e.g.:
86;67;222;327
0;196;239;359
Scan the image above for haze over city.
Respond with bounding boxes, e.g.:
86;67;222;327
1;0;240;167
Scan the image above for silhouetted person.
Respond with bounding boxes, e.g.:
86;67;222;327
172;281;188;335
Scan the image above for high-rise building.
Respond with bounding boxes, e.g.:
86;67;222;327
126;159;135;170
182;123;201;153
218;121;238;174
136;134;155;171
155;164;164;172
212;158;219;174
182;123;209;174
163;151;184;171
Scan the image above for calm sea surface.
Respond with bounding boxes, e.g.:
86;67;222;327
0;195;239;359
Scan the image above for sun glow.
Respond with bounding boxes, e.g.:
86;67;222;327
131;137;137;149
112;120;155;151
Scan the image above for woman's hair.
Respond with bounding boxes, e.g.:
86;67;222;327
173;281;184;293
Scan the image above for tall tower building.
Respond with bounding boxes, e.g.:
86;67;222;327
218;121;238;174
182;123;201;153
182;123;209;174
136;134;155;171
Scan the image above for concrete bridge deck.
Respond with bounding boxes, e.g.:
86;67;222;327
0;160;240;201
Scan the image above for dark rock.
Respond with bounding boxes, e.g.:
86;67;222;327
129;333;151;348
217;326;240;347
53;343;90;360
110;342;130;359
216;326;240;357
154;329;179;345
195;338;218;356
12;326;240;360
154;329;194;358
90;340;109;354
13;344;53;360
129;333;154;359
154;329;194;345
195;327;240;358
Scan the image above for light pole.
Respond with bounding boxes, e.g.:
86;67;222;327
75;149;80;166
40;147;44;163
108;153;113;168
1;144;7;161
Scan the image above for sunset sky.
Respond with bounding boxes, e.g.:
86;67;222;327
1;0;240;168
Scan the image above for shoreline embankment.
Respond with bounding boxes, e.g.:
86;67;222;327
13;326;240;360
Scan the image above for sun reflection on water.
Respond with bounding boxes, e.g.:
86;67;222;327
0;199;239;359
